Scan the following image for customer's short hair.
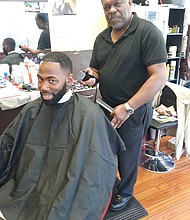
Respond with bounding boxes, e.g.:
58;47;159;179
42;52;73;72
4;38;16;49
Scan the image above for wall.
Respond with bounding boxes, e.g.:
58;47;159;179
48;0;107;51
184;0;190;23
46;0;107;73
63;50;92;75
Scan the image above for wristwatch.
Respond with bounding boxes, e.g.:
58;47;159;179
124;102;134;115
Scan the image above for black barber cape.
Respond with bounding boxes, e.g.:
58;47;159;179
0;93;125;220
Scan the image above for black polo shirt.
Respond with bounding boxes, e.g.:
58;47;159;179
90;13;167;104
37;28;51;50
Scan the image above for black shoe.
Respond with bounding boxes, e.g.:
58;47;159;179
109;194;132;211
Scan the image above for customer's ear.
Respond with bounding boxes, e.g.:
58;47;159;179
66;73;74;86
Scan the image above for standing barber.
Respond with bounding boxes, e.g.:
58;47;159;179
84;0;167;211
20;13;51;55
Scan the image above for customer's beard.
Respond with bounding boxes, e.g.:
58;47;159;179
41;83;67;106
3;48;8;55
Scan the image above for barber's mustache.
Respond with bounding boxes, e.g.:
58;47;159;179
109;14;120;19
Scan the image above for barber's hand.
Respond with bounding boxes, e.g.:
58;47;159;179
79;78;96;86
79;68;97;86
19;45;29;53
110;104;130;129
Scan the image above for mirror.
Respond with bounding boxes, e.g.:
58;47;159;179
0;1;48;52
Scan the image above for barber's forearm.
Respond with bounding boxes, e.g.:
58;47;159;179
28;48;41;55
127;74;167;110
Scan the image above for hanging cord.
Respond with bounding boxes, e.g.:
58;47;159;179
93;84;98;103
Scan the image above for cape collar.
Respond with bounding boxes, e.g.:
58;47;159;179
58;89;73;104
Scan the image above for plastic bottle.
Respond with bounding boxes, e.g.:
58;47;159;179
166;64;170;79
4;64;9;80
20;62;29;84
12;64;23;84
168;46;177;58
169;61;176;80
0;63;9;81
0;65;6;88
33;63;39;88
23;57;30;84
28;59;35;84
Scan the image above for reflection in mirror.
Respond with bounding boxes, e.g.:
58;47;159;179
0;1;48;53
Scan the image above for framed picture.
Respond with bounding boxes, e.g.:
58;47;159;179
52;0;76;16
24;2;40;12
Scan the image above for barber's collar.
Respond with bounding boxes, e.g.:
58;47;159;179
58;89;73;103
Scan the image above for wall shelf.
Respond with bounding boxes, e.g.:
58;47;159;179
166;8;185;83
132;5;186;84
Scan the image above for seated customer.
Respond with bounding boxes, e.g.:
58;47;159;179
0;38;24;71
0;52;125;220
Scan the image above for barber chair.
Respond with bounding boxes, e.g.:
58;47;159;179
139;85;177;173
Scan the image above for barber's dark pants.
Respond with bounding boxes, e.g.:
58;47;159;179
102;101;152;196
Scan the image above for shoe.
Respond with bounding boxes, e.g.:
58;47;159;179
109;194;132;211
